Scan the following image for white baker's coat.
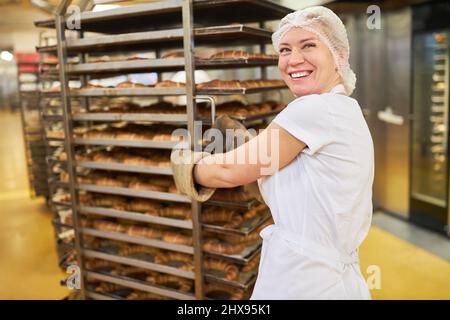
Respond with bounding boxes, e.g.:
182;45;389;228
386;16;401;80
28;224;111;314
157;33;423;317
251;85;374;300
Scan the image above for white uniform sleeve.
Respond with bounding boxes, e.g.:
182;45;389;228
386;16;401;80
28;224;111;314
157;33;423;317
273;95;333;155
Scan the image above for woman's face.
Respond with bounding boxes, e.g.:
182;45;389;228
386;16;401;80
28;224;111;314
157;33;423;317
278;27;341;97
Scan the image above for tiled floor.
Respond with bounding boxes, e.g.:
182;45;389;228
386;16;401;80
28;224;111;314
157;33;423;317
372;211;450;261
0;111;69;299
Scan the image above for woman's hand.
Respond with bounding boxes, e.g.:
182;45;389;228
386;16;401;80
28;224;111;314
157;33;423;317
194;122;306;188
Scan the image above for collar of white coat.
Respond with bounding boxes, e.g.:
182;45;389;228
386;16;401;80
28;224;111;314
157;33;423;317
329;84;346;94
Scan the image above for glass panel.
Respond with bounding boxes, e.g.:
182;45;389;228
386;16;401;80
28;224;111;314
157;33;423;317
411;30;449;207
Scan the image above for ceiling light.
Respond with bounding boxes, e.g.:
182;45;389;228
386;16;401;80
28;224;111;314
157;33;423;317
0;51;14;62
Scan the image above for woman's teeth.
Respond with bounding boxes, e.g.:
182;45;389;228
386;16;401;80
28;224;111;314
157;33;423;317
290;71;312;79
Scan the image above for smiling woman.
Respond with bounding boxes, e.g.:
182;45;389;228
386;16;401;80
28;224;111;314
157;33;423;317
170;6;374;300
277;28;341;97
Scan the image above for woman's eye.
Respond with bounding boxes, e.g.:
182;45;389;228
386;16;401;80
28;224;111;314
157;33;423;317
279;48;290;54
302;43;316;49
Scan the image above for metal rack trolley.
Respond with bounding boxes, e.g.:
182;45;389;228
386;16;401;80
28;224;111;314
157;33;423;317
35;0;291;299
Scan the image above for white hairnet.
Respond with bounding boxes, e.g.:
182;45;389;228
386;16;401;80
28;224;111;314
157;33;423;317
272;6;356;96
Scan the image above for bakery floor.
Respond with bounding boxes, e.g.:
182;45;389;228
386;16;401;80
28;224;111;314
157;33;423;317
1;109;450;299
0;110;69;299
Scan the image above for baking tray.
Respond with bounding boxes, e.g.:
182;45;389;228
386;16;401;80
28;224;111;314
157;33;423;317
72;112;188;123
197;84;287;95
206;198;260;210
73;138;184;149
71;87;186;97
81;227;194;254
76;160;173;175
83;248;195;280
36;25;273;54
85;290;121;300
202;209;271;236
204;240;261;265
79;205;193;229
66;57;277;75
34;0;291;34
77;184;191;203
85;270;195;300
204;269;257;291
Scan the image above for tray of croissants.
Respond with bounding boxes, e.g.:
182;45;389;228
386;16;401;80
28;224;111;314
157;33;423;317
74;123;186;144
77;191;270;235
74;170;262;208
80;210;270;261
83;50;277;64
73;99;285;122
74;148;172;172
84;237;262;290
77;78;285;95
87;272;248;300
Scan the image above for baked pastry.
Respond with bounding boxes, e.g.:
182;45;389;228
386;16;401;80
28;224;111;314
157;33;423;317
126;291;168;300
161;52;185;59
204;283;244;300
243;203;268;221
94;282;122;293
202;206;243;229
154;252;194;271
196;80;242;89
81;84;105;90
209;50;252;60
127;198;161;215
154;80;185;88
91;195;128;211
146;274;193;293
210;189;254;202
241;252;260;273
127;225;162;239
202;239;245;255
93;220;126;233
128;180;167;192
158;204;191;220
96;177;126;188
118;267;154;279
161;231;193;246
217;219;271;244
126;56;148;61
118;244;160;257
204;258;239;281
116;81;147;88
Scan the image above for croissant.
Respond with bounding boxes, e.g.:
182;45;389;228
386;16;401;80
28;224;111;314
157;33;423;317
154;252;194;271
243;203;268;221
209;50;251;60
126;291;168;300
161;51;185;59
146;274;193;293
203;239;245;255
241;252;261;273
118;245;160;257
204;258;239;281
154;80;185;88
161;231;193;246
159;204;191;220
93;220;126;233
127;198;161;215
127;225;162;239
202;207;243;229
128;181;167;192
116;81;147;88
210;189;254;202
204;283;244;300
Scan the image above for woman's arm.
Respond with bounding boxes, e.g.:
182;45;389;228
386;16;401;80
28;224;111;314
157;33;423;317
193;122;306;188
